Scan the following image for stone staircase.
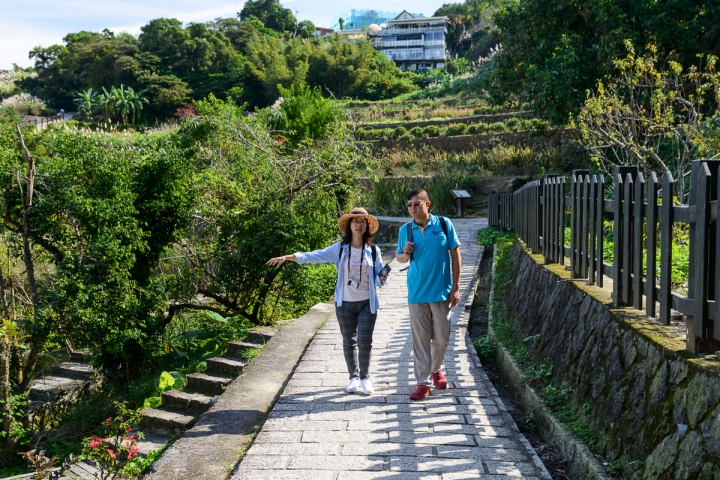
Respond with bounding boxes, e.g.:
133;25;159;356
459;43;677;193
138;328;275;440
28;356;94;408
4;329;277;479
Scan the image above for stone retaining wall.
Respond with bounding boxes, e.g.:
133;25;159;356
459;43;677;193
361;112;525;130
505;242;720;480
370;129;587;158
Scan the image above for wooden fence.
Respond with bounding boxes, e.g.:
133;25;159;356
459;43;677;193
488;161;720;353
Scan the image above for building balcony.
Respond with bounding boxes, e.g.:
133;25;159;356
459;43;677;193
378;40;445;48
372;26;446;36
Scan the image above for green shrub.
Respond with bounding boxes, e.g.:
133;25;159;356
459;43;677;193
445;123;468;136
488;122;509;132
424;125;440;137
273;85;340;148
409;126;423;137
506;117;521;130
393;126;408;138
473;106;493;115
399;132;413;141
467;123;486;135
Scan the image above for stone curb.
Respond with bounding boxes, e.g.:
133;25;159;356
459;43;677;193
143;301;335;480
486;245;610;480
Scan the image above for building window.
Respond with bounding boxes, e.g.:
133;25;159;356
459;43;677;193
409;49;423;58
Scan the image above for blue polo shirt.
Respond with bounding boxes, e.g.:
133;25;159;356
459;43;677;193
396;215;461;304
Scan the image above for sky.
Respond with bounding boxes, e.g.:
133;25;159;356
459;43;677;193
0;0;448;70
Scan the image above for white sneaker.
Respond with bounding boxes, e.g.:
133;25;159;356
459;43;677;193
346;378;360;393
360;379;374;396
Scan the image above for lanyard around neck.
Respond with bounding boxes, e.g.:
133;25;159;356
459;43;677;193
348;243;363;282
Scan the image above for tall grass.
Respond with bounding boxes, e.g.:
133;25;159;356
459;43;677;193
359;174;475;217
376;144;589;178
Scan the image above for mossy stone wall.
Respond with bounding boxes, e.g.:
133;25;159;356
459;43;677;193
506;241;720;480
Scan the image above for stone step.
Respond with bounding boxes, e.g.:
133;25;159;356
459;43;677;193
245;326;277;344
186;372;233;395
50;362;93;380
126;428;173;458
226;340;263;357
69;351;89;362
206;356;245;374
161;390;214;415
29;375;87;402
139;408;197;437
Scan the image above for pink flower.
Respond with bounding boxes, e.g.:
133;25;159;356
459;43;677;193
107;448;116;460
126;426;132;432
88;440;99;449
106;418;112;423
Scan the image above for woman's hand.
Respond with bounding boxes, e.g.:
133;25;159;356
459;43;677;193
379;275;387;283
267;254;298;267
267;256;287;267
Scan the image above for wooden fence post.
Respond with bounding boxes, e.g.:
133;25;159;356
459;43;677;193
687;159;720;352
659;172;674;325
612;166;638;306
646;173;659;318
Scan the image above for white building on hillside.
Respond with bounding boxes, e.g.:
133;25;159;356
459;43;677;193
369;11;448;71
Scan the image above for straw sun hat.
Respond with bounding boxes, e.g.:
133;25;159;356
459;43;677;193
338;207;379;235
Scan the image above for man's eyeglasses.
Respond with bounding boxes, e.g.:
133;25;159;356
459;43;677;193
407;201;425;209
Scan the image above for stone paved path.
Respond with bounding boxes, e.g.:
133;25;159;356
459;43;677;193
232;218;551;480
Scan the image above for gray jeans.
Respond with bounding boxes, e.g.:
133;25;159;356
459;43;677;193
409;301;451;385
335;300;377;380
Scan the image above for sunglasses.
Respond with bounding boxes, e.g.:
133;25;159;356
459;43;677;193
406;201;426;208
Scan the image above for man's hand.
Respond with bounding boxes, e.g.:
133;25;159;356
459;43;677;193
448;287;460;309
402;241;414;255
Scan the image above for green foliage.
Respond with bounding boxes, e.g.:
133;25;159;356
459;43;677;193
81;402;145;480
472;336;495;364
445;123;468;136
393;126;408;139
409;126;424;138
164;96;364;324
576;43;720;196
239;0;296;33
360;174;475;217
0;124;194;379
477;227;516;247
24;17;417;114
492;0;720;124
268;85;340;148
423;125;440;137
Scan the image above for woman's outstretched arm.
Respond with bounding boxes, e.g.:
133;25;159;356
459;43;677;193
267;255;298;267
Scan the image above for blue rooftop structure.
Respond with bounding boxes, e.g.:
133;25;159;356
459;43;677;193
331;9;424;31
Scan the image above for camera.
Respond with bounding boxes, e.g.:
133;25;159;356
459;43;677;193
347;279;360;288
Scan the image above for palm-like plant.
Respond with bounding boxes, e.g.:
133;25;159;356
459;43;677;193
114;85;131;124
127;87;149;124
73;88;97;118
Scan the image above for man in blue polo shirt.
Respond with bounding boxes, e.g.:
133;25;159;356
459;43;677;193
396;188;462;400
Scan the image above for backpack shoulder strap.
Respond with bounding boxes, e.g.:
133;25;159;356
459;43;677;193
439;216;448;237
406;222;414;261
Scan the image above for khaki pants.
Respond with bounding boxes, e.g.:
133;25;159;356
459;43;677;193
409;301;451;385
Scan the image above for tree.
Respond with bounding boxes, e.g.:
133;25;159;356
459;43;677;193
492;0;720;124
297;20;316;39
164;96;365;325
0;123;193;391
73;88;97;118
337;17;345;31
576;42;720;200
238;0;296;33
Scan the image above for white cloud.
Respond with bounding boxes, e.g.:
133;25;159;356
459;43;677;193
0;20;67;70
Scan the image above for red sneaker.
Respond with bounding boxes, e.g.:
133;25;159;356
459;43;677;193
409;385;431;400
432;370;447;389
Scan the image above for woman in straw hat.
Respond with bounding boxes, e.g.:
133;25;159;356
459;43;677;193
267;208;387;395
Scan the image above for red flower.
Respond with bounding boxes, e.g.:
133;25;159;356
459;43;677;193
105;418;112;423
